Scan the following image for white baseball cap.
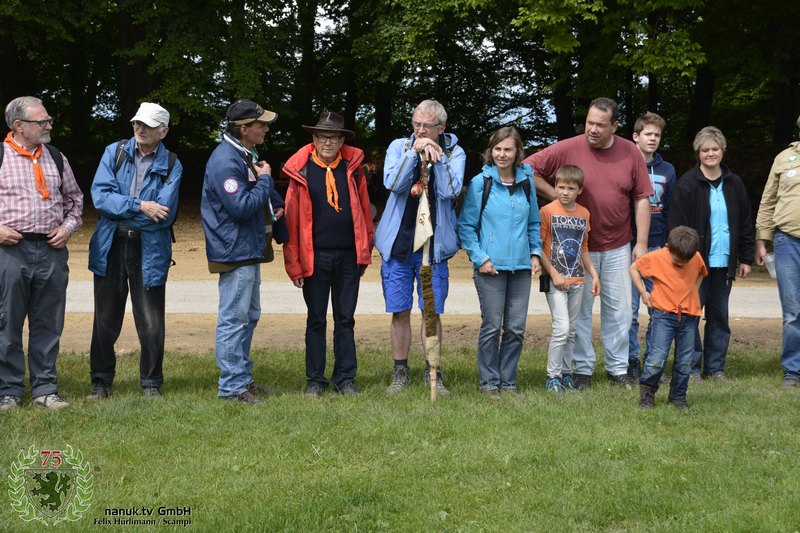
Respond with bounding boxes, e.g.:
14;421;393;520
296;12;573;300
130;102;170;127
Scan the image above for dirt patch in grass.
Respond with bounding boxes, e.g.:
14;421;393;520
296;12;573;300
60;202;782;355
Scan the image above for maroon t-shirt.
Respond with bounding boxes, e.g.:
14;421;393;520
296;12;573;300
524;135;652;252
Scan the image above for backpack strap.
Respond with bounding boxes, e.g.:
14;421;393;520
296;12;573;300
477;175;492;236
43;144;64;178
476;175;532;235
0;143;64;179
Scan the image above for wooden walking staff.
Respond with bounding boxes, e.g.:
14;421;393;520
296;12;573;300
413;156;440;402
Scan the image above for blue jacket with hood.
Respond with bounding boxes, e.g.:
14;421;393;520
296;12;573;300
88;140;182;288
457;164;542;271
375;133;465;263
631;152;677;249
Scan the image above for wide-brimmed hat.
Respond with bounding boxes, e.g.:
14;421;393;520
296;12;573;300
130;102;170;127
227;100;278;125
302;111;355;141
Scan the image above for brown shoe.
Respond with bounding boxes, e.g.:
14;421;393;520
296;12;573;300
247;381;280;397
221;390;263;404
482;389;501;401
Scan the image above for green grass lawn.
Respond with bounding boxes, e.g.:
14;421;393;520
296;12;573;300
2;345;799;532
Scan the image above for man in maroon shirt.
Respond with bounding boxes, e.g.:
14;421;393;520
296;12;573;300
523;97;652;389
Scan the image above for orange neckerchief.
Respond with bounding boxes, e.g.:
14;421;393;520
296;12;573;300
310;148;343;212
4;131;51;200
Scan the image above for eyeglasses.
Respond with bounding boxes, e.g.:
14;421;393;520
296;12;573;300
412;121;441;130
315;134;342;144
20;118;54;127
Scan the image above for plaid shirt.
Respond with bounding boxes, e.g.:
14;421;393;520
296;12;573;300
0;142;83;234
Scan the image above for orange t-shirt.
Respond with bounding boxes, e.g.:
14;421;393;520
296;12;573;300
539;200;591;285
633;248;708;316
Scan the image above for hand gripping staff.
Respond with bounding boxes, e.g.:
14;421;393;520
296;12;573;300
412;156;440;402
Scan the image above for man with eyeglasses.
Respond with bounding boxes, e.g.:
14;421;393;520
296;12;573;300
282;111;374;398
0;96;83;411
86;102;182;401
375;99;466;396
201;99;278;404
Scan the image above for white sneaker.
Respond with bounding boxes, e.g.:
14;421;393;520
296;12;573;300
32;393;70;410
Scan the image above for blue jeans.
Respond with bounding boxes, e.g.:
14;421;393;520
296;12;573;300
473;270;531;391
302;248;361;389
574;244;632;376
774;231;800;380
215;265;261;397
692;268;732;376
640;309;697;401
544;284;584;378
629;246;658;366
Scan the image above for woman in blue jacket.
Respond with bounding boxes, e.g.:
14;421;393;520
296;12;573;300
458;126;542;399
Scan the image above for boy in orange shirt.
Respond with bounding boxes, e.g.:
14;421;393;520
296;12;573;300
630;226;708;410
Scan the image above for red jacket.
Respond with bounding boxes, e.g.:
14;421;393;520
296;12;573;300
282;143;374;281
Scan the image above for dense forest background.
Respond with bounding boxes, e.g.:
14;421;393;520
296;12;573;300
2;0;798;207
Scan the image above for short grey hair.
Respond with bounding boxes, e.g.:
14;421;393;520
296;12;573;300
413;99;447;125
5;96;43;129
693;126;727;154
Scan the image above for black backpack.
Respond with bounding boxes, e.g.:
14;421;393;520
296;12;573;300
477;174;532;234
114;139;179;243
0;143;64;177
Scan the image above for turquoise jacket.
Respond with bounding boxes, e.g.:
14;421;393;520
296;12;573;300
88;140;182;288
458;164;542;271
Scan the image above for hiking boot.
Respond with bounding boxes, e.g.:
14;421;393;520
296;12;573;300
336;381;361;396
86;382;112;401
561;374;577;392
221;390;263;404
32;393;70;410
709;372;730;382
142;386;163;399
608;372;634;389
0;395;21;411
627;360;641;382
304;383;325;399
500;387;521;396
781;378;800;389
424;368;451;397
247;381;280;397
545;377;564;394
639;385;657;409
688;373;702;383
668;398;691;411
574;374;592;391
385;365;410;396
482;388;501;401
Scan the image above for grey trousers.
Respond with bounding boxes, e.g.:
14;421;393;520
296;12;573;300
0;240;69;398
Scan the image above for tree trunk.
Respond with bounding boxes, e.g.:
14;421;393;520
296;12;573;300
684;64;715;143
552;56;575;140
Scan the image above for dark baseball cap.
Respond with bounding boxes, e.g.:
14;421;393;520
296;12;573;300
226;100;278;125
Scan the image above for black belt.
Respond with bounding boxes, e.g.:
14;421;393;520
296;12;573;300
115;228;140;238
21;233;49;241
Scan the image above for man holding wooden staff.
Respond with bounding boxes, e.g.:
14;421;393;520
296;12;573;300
375;100;466;397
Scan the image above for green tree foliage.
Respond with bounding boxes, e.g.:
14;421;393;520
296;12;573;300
1;0;797;171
